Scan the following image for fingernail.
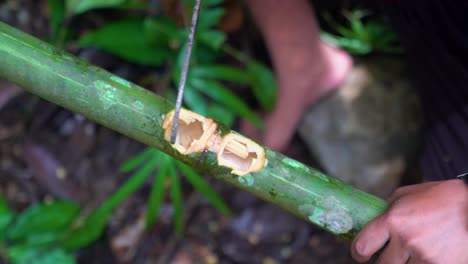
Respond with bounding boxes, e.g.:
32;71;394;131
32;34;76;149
354;240;367;256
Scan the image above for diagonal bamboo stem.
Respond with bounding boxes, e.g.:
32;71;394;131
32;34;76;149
0;22;388;239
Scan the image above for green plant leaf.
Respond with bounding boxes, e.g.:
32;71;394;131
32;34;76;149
7;201;80;242
0;194;14;234
323;10;400;55
198;8;225;30
178;163;231;214
117;0;150;10
63;156;159;249
195;44;222;64
168;165;183;235
346;10;370;39
203;0;224;7
143;16;180;48
47;0;65;40
60;212;107;250
183;86;208;115
66;0;127;15
323;13;356;39
182;0;224;15
120;147;158;173
7;246;76;264
247;61;277;112
365;21;387;41
321;32;370;54
198;30;226;50
191;64;251;84
146;153;169;229
207;103;235;126
96;155;159;219
190;78;263;127
173;42;188;83
365;21;402;53
22;232;63;247
78;17;171;66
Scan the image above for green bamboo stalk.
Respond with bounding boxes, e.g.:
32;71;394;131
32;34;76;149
0;22;388;239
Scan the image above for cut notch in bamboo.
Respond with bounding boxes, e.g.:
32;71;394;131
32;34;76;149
162;109;266;176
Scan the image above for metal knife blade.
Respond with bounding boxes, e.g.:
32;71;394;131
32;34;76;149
170;0;202;144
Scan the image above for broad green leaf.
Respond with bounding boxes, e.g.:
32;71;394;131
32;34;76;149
143;16;179;48
120;147;158;173
60;212;107;250
198;30;226;50
178;163;231;214
207;103;235;127
66;0;126;15
7;201;80;241
168;165;183;235
190;78;263;127
0;195;14;234
146;154;169;228
8;246;76;264
23;232;62;247
78;18;171;66
198;8;225;30
247;61;277;111
191;65;251;84
47;0;65;39
183;86;208;115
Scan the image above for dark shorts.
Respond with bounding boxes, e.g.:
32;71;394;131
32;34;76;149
384;1;468;180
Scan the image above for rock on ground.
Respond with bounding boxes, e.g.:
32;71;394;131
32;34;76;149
299;57;423;197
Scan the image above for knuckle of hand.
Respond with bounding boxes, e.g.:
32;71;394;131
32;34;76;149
393;187;405;196
383;208;402;228
393;186;410;196
400;233;417;248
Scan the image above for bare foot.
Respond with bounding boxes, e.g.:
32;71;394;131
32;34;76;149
241;41;352;151
243;0;353;151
